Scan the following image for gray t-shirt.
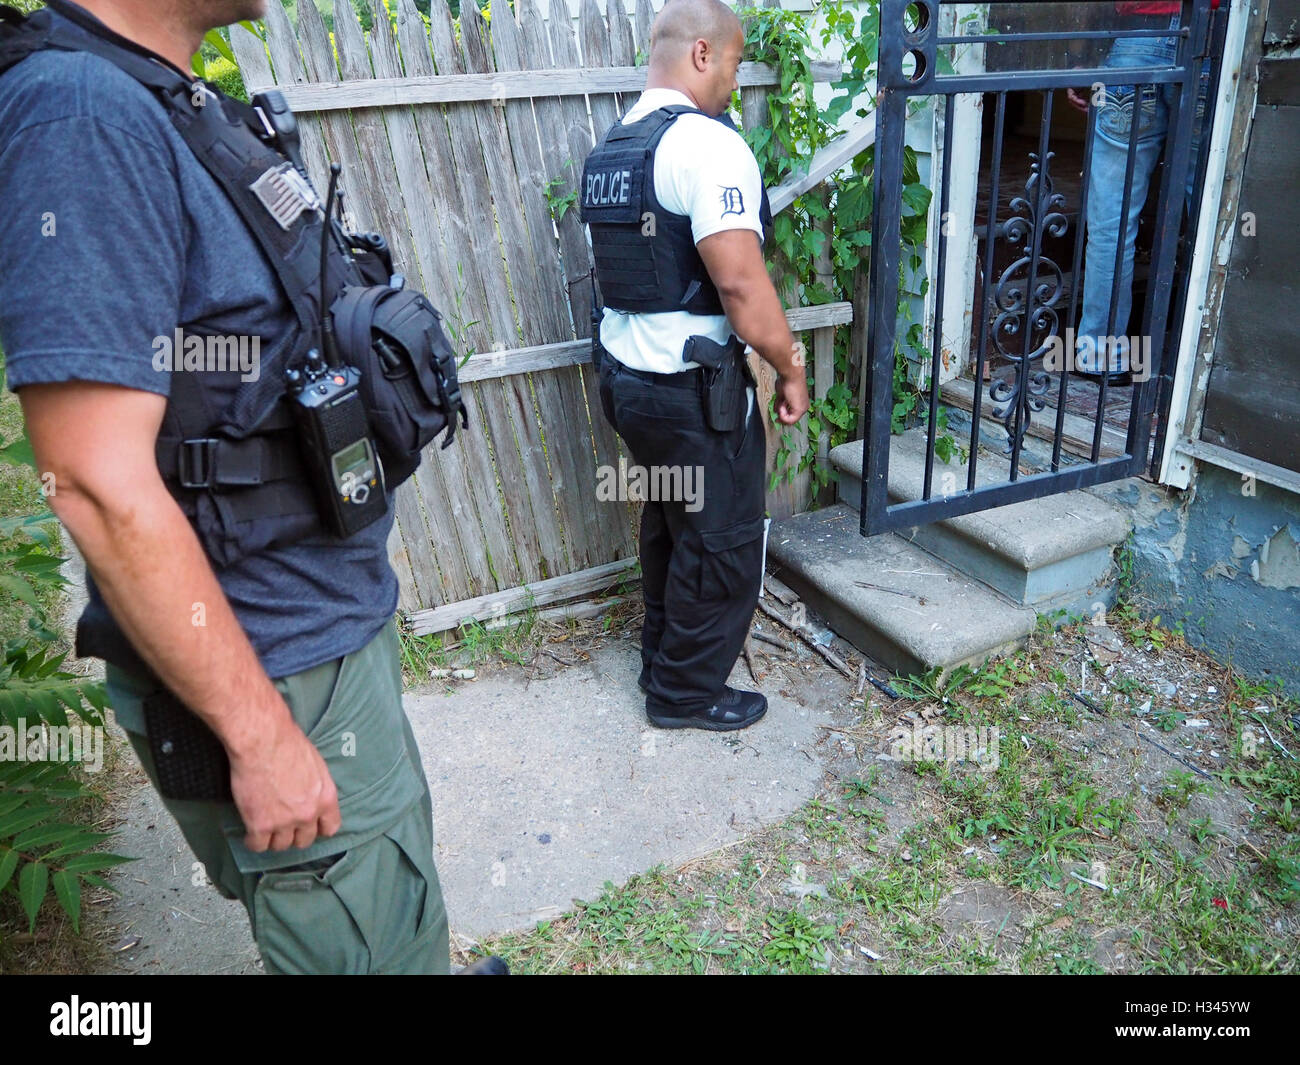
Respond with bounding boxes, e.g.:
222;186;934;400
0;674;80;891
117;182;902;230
0;36;399;730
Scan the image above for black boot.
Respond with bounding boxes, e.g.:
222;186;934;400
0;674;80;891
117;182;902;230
457;956;510;974
645;686;767;732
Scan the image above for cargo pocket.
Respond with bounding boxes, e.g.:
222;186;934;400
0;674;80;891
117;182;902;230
296;631;422;834
225;622;424;876
697;514;766;603
251;802;445;976
251;849;371;975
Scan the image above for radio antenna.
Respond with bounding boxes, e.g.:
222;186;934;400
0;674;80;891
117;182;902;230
320;163;343;369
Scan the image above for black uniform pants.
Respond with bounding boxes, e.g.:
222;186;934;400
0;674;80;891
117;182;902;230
598;354;767;713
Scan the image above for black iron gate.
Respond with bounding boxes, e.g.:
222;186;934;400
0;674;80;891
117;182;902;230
860;0;1221;535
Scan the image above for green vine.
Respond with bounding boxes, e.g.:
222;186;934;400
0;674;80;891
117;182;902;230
738;1;959;501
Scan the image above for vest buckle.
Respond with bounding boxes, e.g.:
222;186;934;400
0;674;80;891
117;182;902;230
178;438;220;489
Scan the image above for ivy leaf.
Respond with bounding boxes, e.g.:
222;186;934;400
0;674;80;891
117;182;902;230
823;77;865;125
902;183;932;217
203;28;235;65
902;145;923;186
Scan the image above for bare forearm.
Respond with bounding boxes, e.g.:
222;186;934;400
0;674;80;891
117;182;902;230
717;275;800;379
52;485;290;757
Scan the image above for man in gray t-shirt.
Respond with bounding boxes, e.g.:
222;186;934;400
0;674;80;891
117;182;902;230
0;0;454;973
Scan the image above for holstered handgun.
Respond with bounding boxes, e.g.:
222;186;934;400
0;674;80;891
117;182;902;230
142;688;233;802
589;268;605;374
683;334;753;432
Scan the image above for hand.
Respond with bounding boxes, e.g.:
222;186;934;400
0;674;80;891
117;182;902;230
229;709;341;852
774;373;810;426
1066;88;1090;114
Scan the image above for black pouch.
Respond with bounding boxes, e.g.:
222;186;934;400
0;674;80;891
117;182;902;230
330;282;469;489
685;334;749;433
142;688;233;802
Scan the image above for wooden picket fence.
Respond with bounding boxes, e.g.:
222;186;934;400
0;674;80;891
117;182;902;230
231;0;860;634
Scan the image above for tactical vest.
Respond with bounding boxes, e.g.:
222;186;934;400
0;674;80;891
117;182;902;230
579;105;772;316
0;1;466;569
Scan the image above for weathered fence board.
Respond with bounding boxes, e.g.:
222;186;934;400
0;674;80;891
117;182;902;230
237;0;854;625
248;60;845;111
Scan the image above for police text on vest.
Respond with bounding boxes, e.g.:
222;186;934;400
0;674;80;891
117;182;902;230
585;168;633;206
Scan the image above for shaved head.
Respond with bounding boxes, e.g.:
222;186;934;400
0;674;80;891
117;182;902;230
645;0;744;117
649;0;743;66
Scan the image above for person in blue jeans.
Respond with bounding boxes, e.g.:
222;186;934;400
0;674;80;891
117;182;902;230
1067;7;1212;381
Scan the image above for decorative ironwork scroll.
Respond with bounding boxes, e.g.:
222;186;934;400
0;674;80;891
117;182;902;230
988;151;1068;452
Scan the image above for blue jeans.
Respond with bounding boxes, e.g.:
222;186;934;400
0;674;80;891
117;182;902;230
1076;17;1211;374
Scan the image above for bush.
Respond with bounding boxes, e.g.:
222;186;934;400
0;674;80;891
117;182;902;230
0;438;132;940
204;55;248;103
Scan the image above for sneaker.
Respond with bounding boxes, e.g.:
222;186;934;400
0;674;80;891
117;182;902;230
645;686;768;732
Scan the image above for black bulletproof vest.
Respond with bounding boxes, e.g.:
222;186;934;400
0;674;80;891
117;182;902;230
580;104;772;316
0;2;361;567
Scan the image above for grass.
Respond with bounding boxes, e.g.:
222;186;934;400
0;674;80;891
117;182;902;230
399;610;543;683
397;589;643;689
476;609;1300;975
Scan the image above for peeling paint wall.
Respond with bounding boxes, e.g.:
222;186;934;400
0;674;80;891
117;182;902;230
1089;468;1300;690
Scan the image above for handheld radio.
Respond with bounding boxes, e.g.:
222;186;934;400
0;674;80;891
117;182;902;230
284;163;388;539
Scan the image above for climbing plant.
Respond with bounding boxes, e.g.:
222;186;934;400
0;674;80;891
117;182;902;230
738;0;955;498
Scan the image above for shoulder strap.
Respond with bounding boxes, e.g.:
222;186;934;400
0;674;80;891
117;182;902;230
0;5;43;76
6;2;346;439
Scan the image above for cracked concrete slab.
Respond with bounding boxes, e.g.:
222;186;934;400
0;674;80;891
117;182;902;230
409;641;832;938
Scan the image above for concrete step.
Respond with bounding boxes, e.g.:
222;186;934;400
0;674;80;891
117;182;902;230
766;504;1038;676
831;429;1130;614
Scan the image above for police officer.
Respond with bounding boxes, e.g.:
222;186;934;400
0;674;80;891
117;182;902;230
583;0;809;732
0;0;481;974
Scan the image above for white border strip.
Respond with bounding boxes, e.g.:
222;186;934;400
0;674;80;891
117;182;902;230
1156;0;1253;489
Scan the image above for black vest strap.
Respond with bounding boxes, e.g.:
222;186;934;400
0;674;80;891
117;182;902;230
580;103;771;317
0;1;350;565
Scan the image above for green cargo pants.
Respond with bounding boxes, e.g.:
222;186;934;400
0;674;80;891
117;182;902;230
105;615;450;975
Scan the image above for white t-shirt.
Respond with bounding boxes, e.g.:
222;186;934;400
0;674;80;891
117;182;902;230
596;88;766;375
